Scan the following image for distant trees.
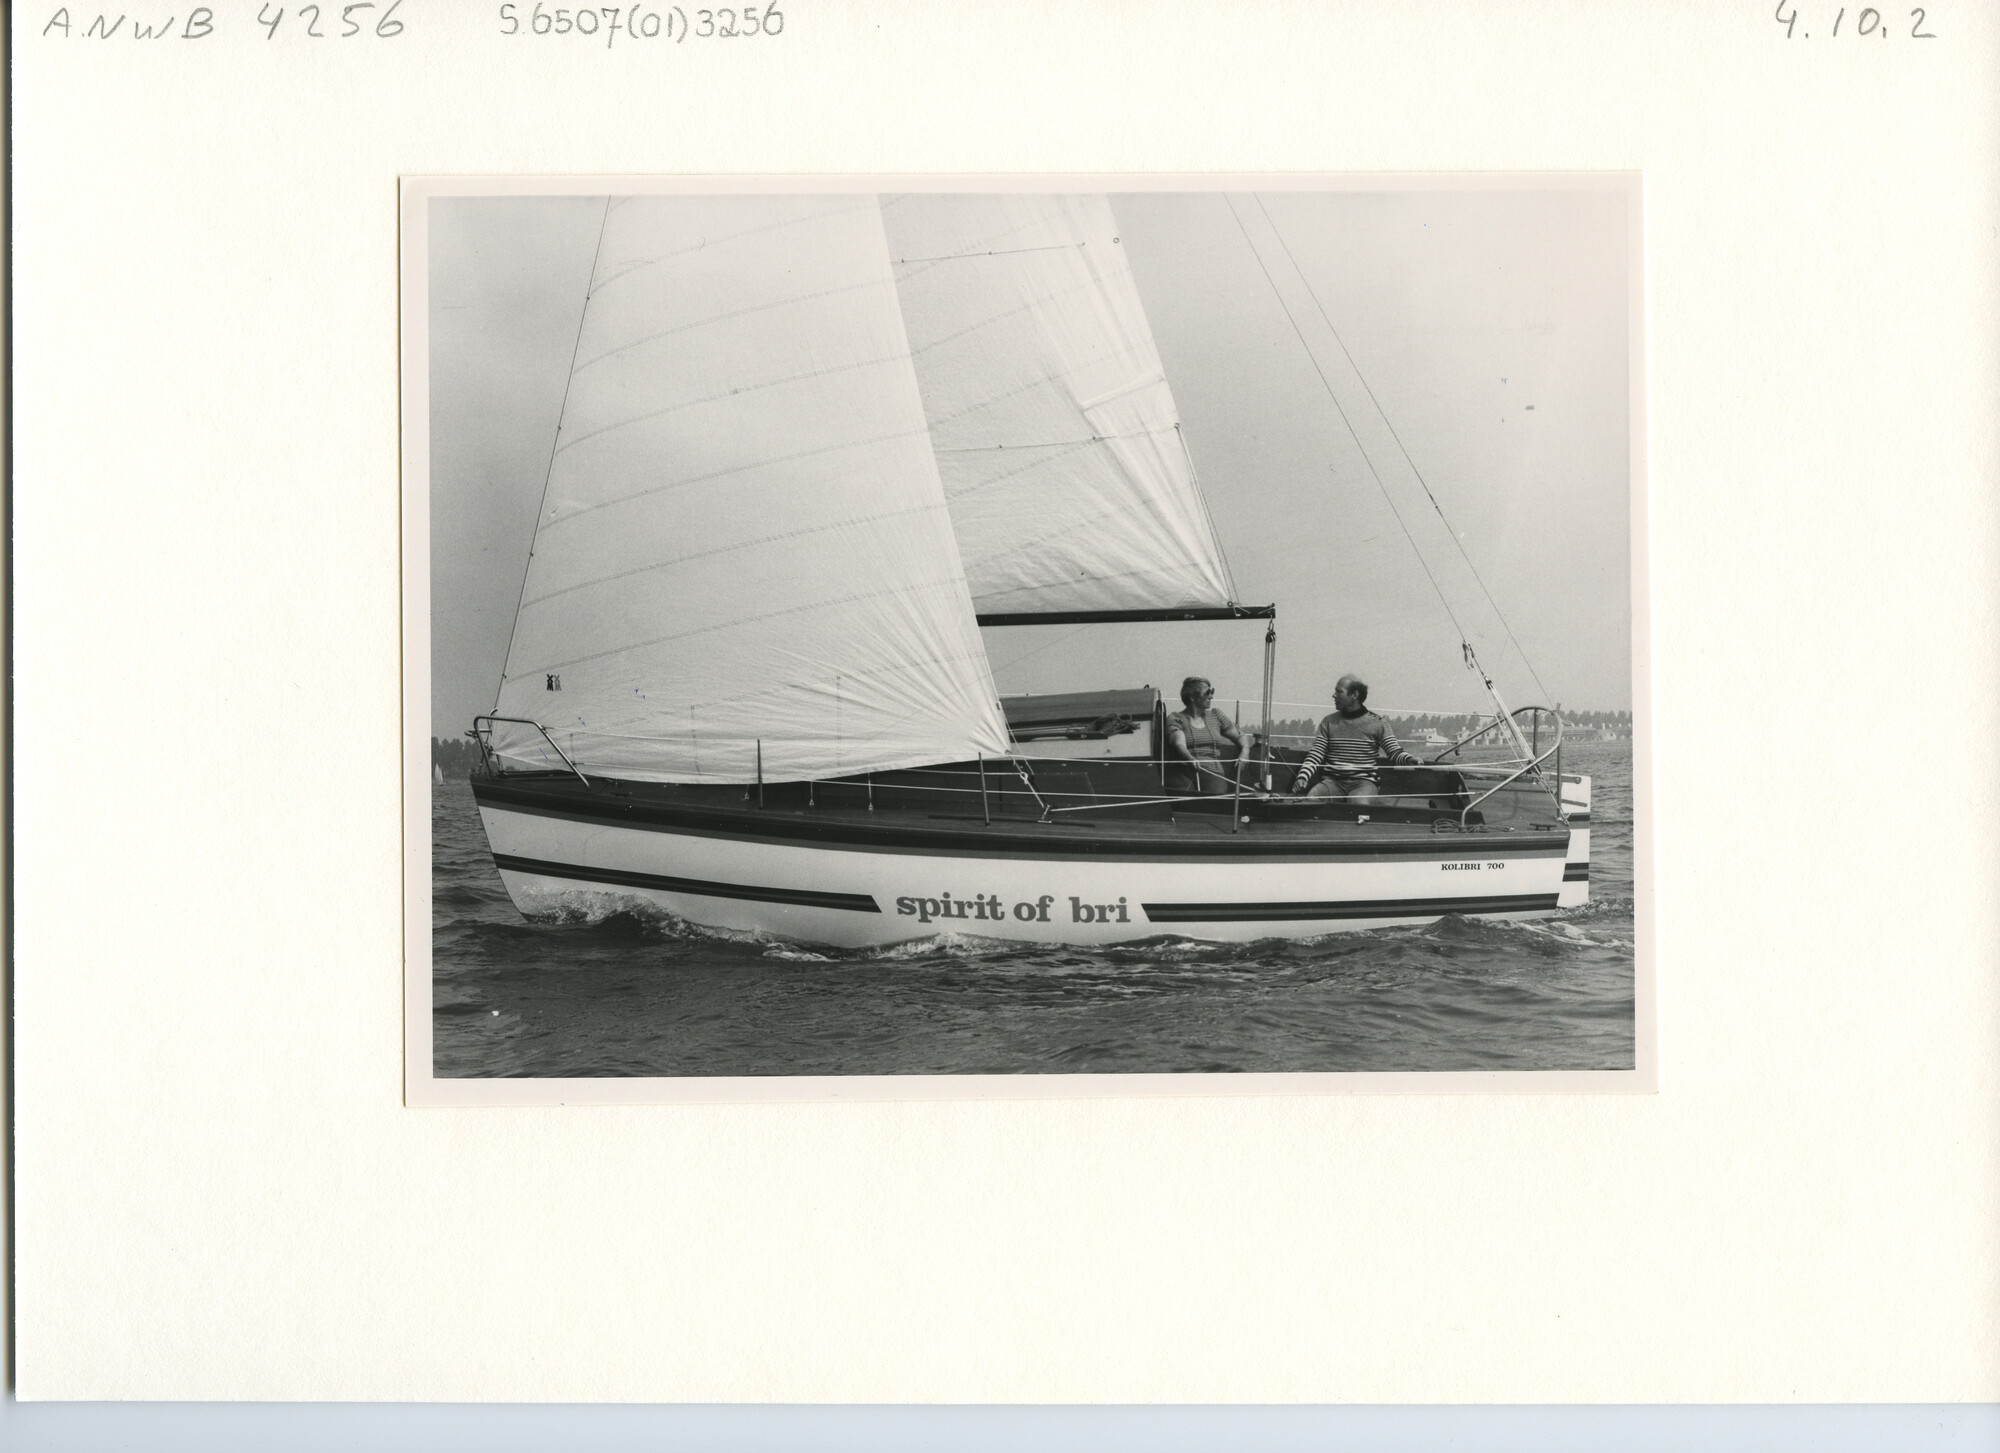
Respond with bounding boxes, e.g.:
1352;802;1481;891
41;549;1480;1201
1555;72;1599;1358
1261;709;1631;748
1551;709;1633;731
431;736;484;779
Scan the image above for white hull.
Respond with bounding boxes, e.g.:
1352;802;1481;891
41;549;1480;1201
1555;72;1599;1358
475;778;1590;949
1558;774;1592;911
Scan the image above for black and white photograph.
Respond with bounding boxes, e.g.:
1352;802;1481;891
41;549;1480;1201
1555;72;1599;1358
28;0;1999;1420
410;178;1645;1087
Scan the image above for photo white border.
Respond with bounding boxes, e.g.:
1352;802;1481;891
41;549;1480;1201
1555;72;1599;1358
401;171;1656;1107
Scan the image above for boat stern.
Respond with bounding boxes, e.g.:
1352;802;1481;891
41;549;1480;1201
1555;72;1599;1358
1558;773;1592;909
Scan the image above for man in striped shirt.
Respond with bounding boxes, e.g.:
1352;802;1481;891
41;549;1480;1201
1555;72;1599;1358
1292;674;1419;802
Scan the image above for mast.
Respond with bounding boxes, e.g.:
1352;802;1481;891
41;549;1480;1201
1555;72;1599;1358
1259;616;1277;791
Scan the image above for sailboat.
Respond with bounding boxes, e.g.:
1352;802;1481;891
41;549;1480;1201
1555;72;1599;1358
466;194;1590;948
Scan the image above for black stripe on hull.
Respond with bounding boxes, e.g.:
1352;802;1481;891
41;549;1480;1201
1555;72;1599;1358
474;781;1567;865
1563;865;1590;882
1143;893;1561;924
493;854;881;914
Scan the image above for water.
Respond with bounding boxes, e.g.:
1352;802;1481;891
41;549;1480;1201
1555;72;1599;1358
431;743;1636;1077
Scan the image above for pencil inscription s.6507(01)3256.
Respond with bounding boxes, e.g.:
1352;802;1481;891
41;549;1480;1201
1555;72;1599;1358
499;2;785;44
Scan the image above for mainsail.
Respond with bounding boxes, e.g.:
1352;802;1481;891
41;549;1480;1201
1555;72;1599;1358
882;194;1239;621
492;195;1011;783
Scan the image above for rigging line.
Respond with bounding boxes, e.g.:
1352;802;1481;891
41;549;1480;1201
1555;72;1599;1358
496;195;612;709
1174;421;1241;601
1250;193;1554;706
1221;195;1472;647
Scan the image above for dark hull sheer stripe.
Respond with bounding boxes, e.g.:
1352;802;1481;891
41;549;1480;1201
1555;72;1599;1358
473;782;1568;863
493;854;882;914
1563;864;1590;882
1144;894;1561;923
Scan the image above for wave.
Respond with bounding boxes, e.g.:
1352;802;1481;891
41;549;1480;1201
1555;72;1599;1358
432;999;493;1018
433;882;507;910
863;931;1041;962
761;945;837;962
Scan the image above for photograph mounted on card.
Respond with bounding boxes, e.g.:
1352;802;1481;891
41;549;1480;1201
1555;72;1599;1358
401;175;1651;1104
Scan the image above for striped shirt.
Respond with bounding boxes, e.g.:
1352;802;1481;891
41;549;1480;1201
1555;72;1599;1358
1293;709;1417;790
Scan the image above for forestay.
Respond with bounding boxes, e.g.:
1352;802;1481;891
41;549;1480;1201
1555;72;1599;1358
882;193;1238;620
493;195;1011;783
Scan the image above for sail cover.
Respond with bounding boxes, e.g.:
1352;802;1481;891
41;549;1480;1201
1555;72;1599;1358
493;196;1011;783
882;194;1238;619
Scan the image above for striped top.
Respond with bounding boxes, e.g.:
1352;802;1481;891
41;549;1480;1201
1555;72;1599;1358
1293;710;1418;790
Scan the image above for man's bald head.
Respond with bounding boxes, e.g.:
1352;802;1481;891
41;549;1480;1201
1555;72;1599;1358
1334;675;1369;714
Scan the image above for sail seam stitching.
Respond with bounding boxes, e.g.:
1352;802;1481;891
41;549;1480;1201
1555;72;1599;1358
533;427;934;534
518;572;985;675
890;242;1084;265
571;275;893;376
521;500;955;610
587;198;879;299
552;347;918;456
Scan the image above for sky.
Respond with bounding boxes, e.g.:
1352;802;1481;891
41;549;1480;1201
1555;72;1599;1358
427;184;1634;738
